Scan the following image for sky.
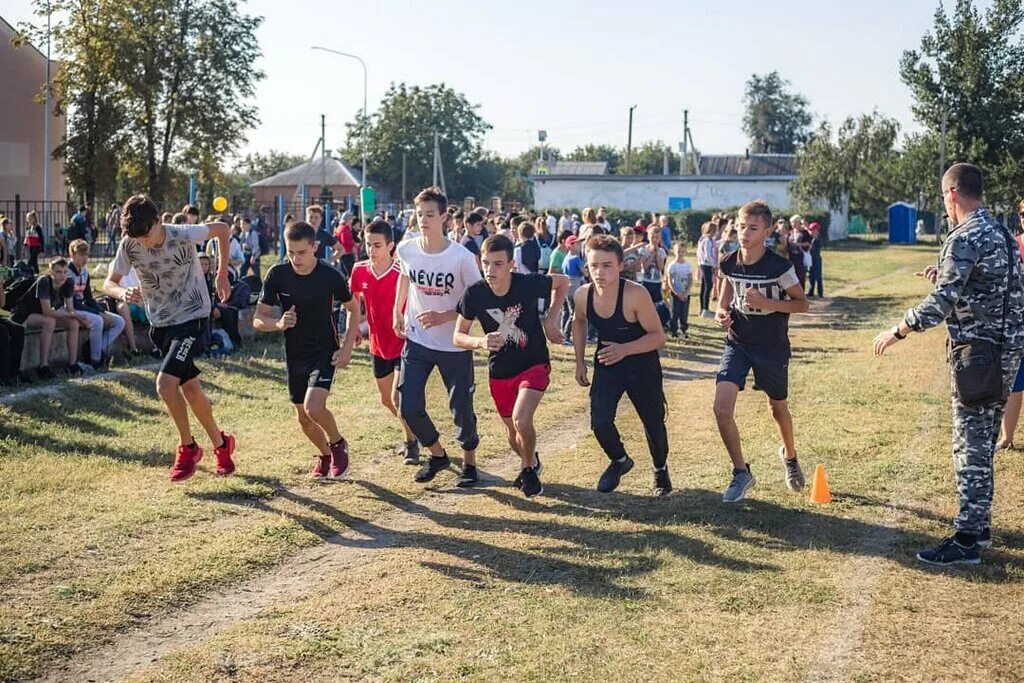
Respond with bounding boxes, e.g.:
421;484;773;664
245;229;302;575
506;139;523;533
4;0;973;163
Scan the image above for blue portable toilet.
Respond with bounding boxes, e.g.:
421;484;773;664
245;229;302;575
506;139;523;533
888;202;917;245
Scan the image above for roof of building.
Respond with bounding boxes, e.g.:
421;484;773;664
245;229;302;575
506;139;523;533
0;14;54;63
530;160;609;176
697;153;797;176
251;155;363;188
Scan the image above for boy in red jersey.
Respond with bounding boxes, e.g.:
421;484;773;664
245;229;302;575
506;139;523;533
351;219;420;463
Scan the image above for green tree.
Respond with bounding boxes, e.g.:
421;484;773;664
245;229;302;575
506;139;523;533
621;140;678;175
791;113;904;222
566;144;620;174
900;0;1024;209
742;71;813;154
341;82;492;200
20;0;264;204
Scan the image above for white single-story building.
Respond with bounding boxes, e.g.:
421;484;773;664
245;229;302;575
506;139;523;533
530;154;849;240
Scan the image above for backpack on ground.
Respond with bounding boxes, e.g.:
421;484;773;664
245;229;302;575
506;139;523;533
2;277;35;312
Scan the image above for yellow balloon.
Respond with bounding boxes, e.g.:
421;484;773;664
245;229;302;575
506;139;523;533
212;196;228;212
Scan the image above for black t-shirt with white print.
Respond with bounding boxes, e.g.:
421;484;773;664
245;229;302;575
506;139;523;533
719;249;800;353
259;261;352;362
457;272;552;379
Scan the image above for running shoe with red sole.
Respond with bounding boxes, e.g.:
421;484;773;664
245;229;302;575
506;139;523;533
330;438;350;479
312;454;331;479
214;432;236;476
170;442;203;483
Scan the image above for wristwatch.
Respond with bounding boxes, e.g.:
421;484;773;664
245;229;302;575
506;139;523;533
891;325;906;340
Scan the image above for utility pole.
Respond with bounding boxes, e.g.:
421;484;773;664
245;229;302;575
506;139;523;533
43;2;51;215
663;146;669;175
626;105;637;174
432;130;439;188
320;114;327;192
936;107;947;235
401;150;407;210
680;109;689;176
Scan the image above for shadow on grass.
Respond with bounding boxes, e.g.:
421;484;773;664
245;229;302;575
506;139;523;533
188;473;1024;596
793;294;908;331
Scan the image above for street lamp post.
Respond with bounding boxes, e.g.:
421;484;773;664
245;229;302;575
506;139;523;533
311;46;368;222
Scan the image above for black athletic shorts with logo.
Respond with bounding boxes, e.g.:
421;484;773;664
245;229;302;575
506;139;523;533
372;354;401;380
287;349;337;404
150;317;207;384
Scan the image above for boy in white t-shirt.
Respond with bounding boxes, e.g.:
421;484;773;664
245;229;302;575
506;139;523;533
666;241;693;338
393;187;484;486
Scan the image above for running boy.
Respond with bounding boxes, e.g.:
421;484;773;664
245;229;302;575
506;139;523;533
713;200;809;503
454;234;568;497
104;195;236;483
253;221;361;479
350;219;420;464
394;187;483;487
572;235;671;496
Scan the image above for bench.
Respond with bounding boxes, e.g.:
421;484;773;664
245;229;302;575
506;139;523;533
18;308;260;372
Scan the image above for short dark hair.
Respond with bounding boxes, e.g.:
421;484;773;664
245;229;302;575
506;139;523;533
285;220;316;243
586;234;624;262
944;163;984;200
171;212;186;224
366;219;393;242
557;229;573;245
182;204;200;217
465;212;484;226
738;200;773;227
48;256;68;269
481;234;515;261
519;220;536;239
415;186;448;213
121;195;160;238
241;217;252;226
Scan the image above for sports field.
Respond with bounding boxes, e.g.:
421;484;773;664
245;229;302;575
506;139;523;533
2;240;1023;682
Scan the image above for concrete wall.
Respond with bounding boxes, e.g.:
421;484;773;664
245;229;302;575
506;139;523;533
0;18;66;201
532;175;800;213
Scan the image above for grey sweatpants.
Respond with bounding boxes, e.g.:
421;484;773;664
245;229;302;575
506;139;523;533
398;340;480;452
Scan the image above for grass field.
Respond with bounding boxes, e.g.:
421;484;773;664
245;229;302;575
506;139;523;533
3;241;1024;682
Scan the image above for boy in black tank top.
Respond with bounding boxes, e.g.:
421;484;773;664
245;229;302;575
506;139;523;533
572;235;672;496
714;201;809;504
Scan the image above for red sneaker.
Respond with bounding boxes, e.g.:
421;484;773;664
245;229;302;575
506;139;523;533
170;441;203;483
329;438;350;478
214;432;236;476
312;454;331;479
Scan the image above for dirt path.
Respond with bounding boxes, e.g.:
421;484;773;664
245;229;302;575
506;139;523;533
36;353;720;683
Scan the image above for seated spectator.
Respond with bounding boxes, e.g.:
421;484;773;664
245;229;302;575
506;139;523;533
11;257;92;379
208;224;246;271
0;284;28;385
199;254;242;348
68;239;125;368
106;259;145;357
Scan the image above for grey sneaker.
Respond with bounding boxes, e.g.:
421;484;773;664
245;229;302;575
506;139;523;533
723;465;755;503
779;446;805;492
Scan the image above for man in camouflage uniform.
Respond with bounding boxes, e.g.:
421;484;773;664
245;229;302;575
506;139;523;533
873;162;1024;566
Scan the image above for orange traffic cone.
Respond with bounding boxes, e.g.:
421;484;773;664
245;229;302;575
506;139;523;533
809;464;832;504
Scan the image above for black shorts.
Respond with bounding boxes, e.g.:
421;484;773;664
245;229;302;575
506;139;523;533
372;354;401;379
287;350;337;404
716;339;790;401
150;317;207;384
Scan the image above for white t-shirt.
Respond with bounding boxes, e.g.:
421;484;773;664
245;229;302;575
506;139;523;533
111;224;211;327
668;260;692;295
546;215;557;235
396;237;482;352
638;245;668;284
107;260;141;289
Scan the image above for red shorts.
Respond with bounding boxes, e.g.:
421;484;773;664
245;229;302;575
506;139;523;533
488;363;551;418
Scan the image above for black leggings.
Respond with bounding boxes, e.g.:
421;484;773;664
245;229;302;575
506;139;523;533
699;265;714;311
0;317;26;380
589;353;668;468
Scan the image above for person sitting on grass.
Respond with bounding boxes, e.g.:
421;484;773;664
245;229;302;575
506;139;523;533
11;257;93;379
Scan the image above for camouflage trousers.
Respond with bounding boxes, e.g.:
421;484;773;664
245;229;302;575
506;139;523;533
949;351;1022;534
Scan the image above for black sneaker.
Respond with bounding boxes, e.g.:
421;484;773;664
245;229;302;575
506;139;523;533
403;440;421;465
514;453;543;489
597;456;634;493
916;535;981;567
456;464;479;488
414;453;451;482
978;528;992;548
519;467;543;497
653;467;673;497
37;365;56;381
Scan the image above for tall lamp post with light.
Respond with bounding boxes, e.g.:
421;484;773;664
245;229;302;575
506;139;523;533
310;46;373;222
